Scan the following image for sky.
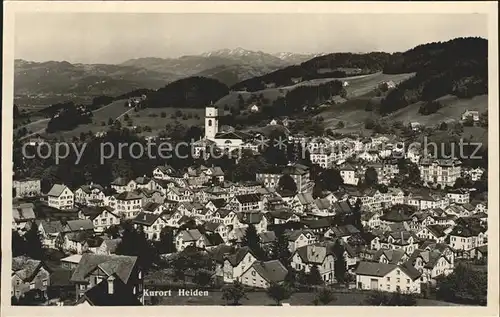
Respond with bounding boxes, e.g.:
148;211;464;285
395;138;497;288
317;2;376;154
14;13;488;64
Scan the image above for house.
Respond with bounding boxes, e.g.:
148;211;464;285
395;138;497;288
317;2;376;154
256;164;310;192
235;212;268;233
13;178;41;198
60;254;83;270
47;184;74;210
219;247;258;283
446;189;470;205
461;109;480;122
355;261;421;294
70;254;143;303
38;220;64;249
266;209;300;225
416;224;450;243
12;256;51;300
287;229;317;253
324;225;360;242
74;183;105;206
175;229;205;251
229;193;263;212
57;230;95;254
419;158;462;188
153;165;177;180
407;248;454;283
110;177;132;193
371;230;419;254
12;203;36;231
361;212;381;229
240;260;288;288
340;164;360;186
469;245;488;261
449;223;486;252
114;191;142;219
75;274;142;306
372;249;409;265
95;238;122;255
290;244;335;283
132;212;169;241
80;206;121;233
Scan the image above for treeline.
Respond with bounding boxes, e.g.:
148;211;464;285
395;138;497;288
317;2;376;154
226;80;344;126
46;103;93;133
379;37;488;114
231;52;393;92
145;76;229;108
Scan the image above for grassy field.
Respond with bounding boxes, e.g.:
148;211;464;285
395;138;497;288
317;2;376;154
118;107;205;137
387;94;488;126
39;99;131;140
214;72;414;110
154;290;461;306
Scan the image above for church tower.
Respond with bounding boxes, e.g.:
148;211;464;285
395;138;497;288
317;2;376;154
205;105;219;139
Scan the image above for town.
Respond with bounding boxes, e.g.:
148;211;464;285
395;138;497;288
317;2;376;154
11;102;488;306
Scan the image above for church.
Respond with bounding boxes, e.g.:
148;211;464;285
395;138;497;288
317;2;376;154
192;105;252;157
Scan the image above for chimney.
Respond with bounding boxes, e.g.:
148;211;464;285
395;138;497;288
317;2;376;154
107;275;115;295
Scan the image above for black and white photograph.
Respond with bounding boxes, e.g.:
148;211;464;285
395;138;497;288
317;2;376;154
2;1;498;313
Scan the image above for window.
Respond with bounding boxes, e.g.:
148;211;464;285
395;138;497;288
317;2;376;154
396;278;400;283
80;284;86;290
29;283;35;289
396;270;400;275
406;279;410;283
386;277;390;282
42;280;48;286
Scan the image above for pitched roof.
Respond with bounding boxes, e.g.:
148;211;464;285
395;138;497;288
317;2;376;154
180;229;203;242
78;274;142;306
111;177;129;186
12;203;36;222
47;184;69;197
64;219;94;232
115;191;142;201
70;254;138;284
380;208;412;222
295;244;331;265
373;249;407;265
296;193;314;205
132;212;165;226
79;184;104;194
12;256;46;282
39;220;64;234
142;202;162;212
355;261;397;277
209;198;227;208
250;260;288;283
235;193;262;204
258;231;277;244
237;212;264;224
226;247;253;266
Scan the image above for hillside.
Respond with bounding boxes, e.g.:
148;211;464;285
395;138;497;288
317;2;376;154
146;76;229;109
14;60;175;104
230;52;394;92
379;37;487;114
15;48;316;105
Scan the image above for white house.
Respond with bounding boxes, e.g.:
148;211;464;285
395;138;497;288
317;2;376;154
47;184;74;210
355;261;422;294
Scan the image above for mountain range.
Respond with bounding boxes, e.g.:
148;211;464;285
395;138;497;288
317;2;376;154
15;48;320;103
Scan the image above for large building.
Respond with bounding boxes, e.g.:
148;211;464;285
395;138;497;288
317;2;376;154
419;158;462;188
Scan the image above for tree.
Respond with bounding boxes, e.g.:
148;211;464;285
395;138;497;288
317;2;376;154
266;282;293;305
364;166;378;186
436;264;487;305
313;287;337;305
319;168;343;191
104;225;120;239
221;281;248;305
193;269;213;287
439;121;448;130
241;224;265;260
463;117;474;127
308;264;323;285
332;240;347;283
336;121;345;129
157;227;176;254
270;228;292;267
115;223;158;272
277;174;297;193
107;118;114;125
23;224;44;260
12;230;26;257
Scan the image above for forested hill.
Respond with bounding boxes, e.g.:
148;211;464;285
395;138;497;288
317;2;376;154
145;76;229;108
230;52;394;92
379;37;488;114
